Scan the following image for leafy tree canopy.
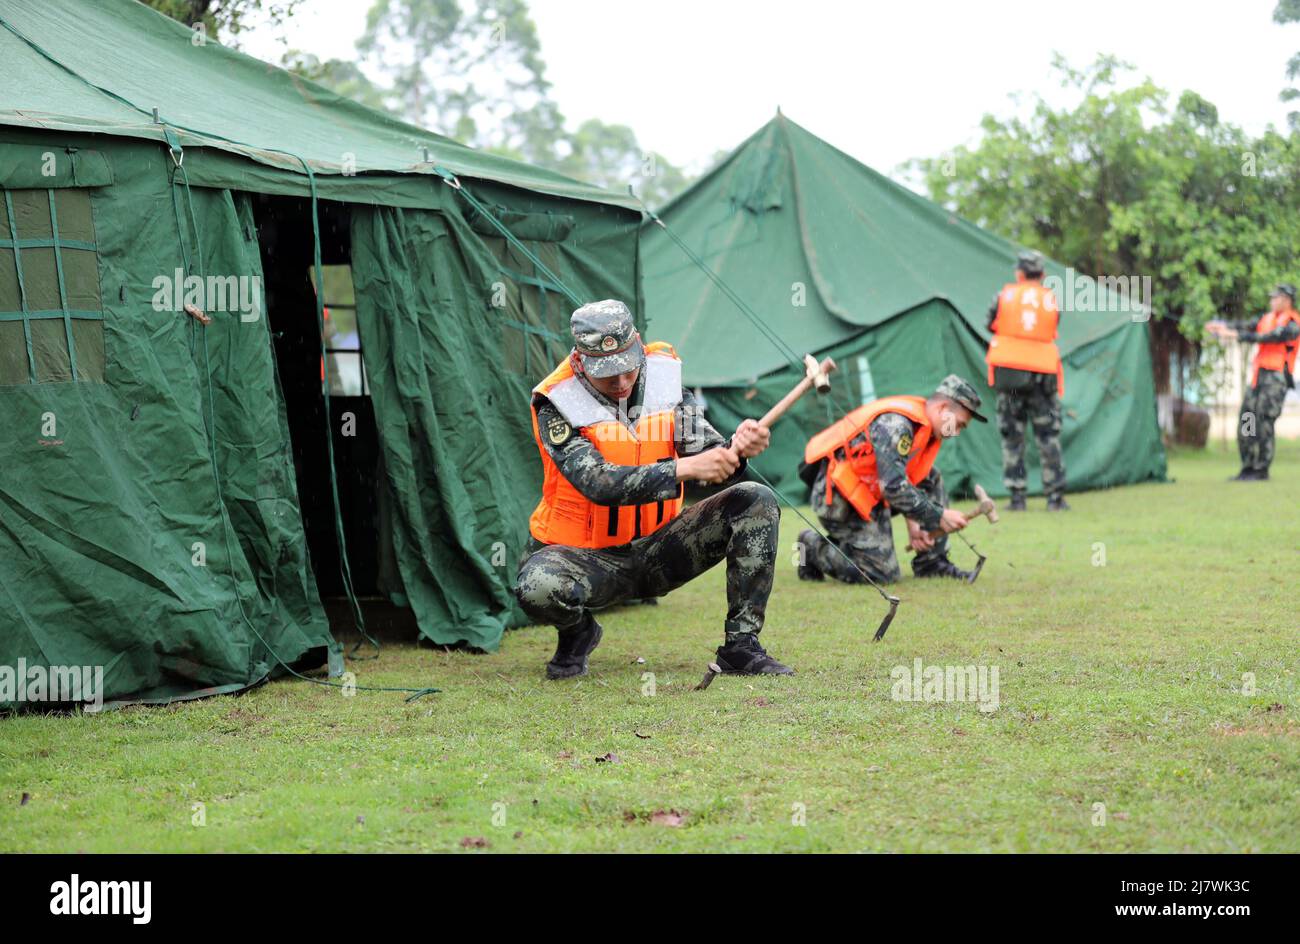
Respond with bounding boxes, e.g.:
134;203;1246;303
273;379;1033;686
912;55;1300;339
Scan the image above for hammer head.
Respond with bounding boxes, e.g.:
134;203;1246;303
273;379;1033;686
974;484;998;524
803;354;837;394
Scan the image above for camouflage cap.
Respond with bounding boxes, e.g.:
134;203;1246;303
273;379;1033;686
1270;283;1297;302
570;299;645;378
1016;249;1046;276
934;374;988;423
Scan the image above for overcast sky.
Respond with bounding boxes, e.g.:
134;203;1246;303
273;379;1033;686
241;0;1297;178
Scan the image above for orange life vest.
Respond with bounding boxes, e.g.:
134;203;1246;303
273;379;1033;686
803;395;941;521
529;342;684;549
986;281;1064;393
1249;307;1300;386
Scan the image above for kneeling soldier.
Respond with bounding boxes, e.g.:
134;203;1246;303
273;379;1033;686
516;300;793;680
797;375;987;585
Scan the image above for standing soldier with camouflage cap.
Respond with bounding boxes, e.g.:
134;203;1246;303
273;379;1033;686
515;300;794;680
1207;283;1300;481
986;250;1069;511
796;375;986;585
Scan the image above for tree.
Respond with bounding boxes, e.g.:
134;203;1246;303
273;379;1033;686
356;0;564;163
1277;0;1300;129
139;0;303;45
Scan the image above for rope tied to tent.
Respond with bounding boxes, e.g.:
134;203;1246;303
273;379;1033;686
634;192;809;374
432;166;585;310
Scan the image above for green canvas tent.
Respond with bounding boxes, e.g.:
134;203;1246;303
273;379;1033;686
643;114;1166;503
0;0;642;707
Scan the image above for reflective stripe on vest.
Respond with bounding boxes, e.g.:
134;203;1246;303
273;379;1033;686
1250;308;1300;386
529;342;684;549
803;395;941;520
986;281;1064;394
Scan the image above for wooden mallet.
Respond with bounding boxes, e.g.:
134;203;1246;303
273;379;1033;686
728;355;837;460
924;484;998;539
760;354;837;428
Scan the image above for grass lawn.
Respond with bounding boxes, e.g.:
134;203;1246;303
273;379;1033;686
3;441;1297;853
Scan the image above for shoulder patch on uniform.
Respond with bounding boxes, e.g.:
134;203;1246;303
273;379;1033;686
897;433;913;456
546;418;573;446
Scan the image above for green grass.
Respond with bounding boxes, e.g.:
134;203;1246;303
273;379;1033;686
3;442;1297;853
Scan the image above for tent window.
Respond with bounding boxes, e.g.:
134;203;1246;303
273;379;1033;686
483;236;571;377
0;187;105;385
309;263;368;396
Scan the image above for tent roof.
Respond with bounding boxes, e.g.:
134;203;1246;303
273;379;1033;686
0;0;638;209
644;113;1143;385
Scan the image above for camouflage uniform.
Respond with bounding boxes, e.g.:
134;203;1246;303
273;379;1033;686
803;412;951;584
515;351;779;640
987;293;1066;499
995;374;1065;498
1238;369;1291;475
1226;300;1299;476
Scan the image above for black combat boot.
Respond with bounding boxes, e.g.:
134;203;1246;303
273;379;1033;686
1229;469;1265;481
1008;490;1027;511
1046;494;1071;511
714;634;794;675
796;529;825;581
546;613;603;680
914;556;975;582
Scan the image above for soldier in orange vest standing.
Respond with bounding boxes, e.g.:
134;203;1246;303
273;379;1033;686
515;300;794;680
796;375;986;585
1207;283;1300;481
985;250;1068;511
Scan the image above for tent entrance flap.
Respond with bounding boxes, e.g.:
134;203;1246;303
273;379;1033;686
251;193;400;611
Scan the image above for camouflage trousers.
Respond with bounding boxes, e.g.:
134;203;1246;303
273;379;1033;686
515;481;779;638
1238;368;1290;474
808;471;950;585
996;373;1066;497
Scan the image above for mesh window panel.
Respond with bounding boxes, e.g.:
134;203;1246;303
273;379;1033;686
20;247;60;311
53;189;95;242
11;189;52;239
0;248;18;310
0;321;27;385
71;319;105;383
30;317;72;382
62;248;101;311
